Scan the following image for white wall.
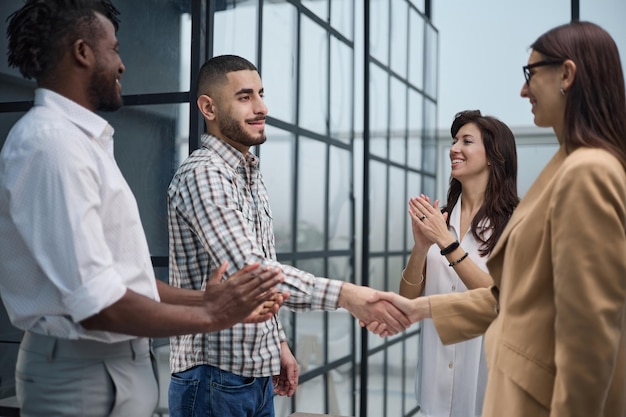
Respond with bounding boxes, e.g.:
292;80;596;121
432;0;626;130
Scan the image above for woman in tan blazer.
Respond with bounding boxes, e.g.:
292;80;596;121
371;21;626;417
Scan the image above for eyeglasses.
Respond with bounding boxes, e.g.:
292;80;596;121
522;60;563;85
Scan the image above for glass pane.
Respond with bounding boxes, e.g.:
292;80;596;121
329;147;352;250
408;9;425;89
333;359;355;416
0;112;26;151
279;306;296;346
424;23;438;98
369;64;389;158
108;103;189;257
0;0;23;81
262;2;297;124
516;143;560;197
0;271;19;401
423;175;436;198
261;125;295;253
330;38;353;144
404;334;420;411
0;0;35;102
0;80;35;102
274;394;293;417
387;342;404;416
367;350;386;416
213;2;258;63
331;0;355;41
296;311;326;371
353;137;364;284
329;255;352;282
390;0;408;77
0;342;19;400
370;0;390;65
297;138;327;252
300;16;329;135
303;0;329;21
368;256;385;291
423;99;437;173
294;374;326;414
326;257;355;362
388;254;404;292
406;171;422;248
369;161;387;252
409;0;426;13
389;77;407;164
388;167;406;252
116;2;190;94
353;1;365;134
297;258;325;281
408;88;424;169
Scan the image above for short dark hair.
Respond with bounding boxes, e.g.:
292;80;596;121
445;110;519;256
196;55;258;98
6;0;120;80
531;21;626;168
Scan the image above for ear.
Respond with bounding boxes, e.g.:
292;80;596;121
197;94;217;121
561;59;577;92
71;39;94;69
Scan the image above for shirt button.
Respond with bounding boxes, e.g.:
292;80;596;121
451;285;456;291
448;362;453;369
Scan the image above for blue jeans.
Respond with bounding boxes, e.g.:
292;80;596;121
168;364;274;417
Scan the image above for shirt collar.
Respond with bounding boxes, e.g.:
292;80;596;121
34;88;113;141
200;134;259;170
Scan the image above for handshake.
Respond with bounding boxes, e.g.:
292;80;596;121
212;263;431;336
337;282;432;337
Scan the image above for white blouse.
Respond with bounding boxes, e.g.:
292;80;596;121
416;198;489;417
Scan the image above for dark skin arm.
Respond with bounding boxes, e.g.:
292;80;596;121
81;262;285;337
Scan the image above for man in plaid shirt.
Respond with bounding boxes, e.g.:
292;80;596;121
167;54;410;417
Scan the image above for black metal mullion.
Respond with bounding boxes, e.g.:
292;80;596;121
348;1;358;415
571;0;580;20
360;0;371;415
188;0;205;152
401;6;412;413
288;8;303;415
323;2;332;409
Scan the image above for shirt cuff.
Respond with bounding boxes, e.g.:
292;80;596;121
309;278;343;310
63;268;127;323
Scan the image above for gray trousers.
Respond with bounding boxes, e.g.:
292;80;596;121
16;331;159;417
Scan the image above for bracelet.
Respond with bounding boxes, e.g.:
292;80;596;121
448;252;469;267
401;268;424;286
440;240;460;256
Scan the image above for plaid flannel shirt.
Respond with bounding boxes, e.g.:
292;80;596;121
167;134;343;377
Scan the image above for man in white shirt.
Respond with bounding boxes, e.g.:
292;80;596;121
0;1;284;416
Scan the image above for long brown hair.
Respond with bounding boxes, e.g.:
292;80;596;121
444;110;520;256
531;21;626;168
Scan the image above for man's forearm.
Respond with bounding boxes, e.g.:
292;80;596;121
156;279;203;306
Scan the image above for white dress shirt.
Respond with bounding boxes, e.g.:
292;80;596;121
417;198;489;417
0;88;159;342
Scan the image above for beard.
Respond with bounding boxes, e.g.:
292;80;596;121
217;109;267;148
89;59;123;112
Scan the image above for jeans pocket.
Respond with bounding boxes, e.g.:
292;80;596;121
211;372;256;392
208;374;262;417
169;372;200;416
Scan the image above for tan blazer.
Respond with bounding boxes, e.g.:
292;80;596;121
429;146;626;417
